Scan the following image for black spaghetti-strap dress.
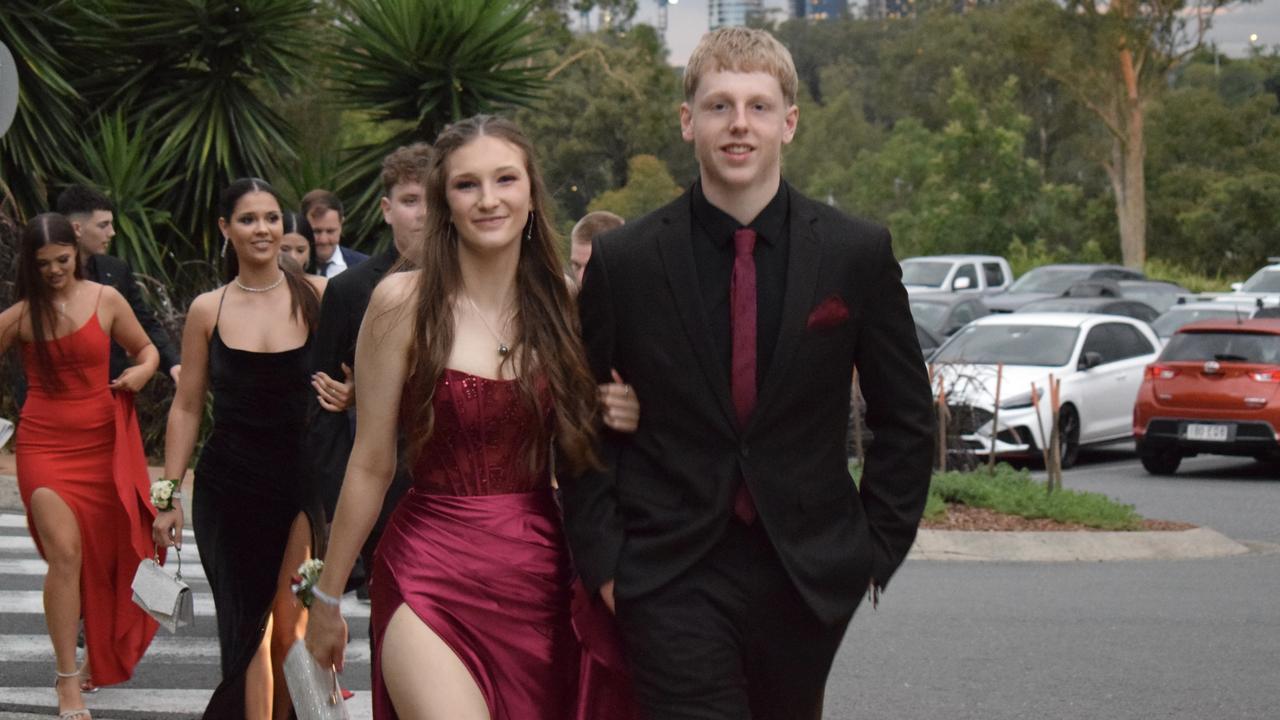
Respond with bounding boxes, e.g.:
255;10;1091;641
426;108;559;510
193;288;325;717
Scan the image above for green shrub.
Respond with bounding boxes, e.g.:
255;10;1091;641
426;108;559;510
931;464;1142;530
849;462;1142;529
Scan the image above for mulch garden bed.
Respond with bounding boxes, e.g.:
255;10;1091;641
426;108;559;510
921;503;1197;532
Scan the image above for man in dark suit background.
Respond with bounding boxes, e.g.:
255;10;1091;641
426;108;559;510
301;189;369;278
56;185;181;384
561;28;934;720
306;144;432;594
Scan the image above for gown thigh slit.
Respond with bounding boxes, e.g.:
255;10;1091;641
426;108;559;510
195;296;325;718
368;369;576;720
15;308;158;686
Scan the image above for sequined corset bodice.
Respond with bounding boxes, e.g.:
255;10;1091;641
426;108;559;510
409;369;553;496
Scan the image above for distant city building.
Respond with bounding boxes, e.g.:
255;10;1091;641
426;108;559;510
789;0;849;20
867;0;915;18
709;0;766;29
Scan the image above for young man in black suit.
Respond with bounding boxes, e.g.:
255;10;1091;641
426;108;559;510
306;144;432;594
562;27;934;719
55;185;181;384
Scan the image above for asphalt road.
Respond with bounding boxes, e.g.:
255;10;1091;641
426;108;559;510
823;446;1280;720
3;447;1275;719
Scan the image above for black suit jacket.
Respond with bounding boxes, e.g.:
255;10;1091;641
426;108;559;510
561;183;934;624
85;254;180;379
306;246;399;518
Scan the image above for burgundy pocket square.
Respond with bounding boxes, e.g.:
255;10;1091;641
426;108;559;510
807;295;850;330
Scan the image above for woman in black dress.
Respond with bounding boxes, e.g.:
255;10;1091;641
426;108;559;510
154;178;327;719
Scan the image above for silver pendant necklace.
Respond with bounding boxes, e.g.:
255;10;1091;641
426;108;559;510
463;293;514;357
234;272;285;293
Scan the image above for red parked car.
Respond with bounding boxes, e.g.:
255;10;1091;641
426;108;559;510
1133;319;1280;474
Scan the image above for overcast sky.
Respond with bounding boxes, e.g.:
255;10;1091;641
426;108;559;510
617;0;1278;67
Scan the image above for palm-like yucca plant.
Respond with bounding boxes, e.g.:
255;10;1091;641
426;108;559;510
68;111;180;283
0;1;99;220
81;0;316;259
330;0;550;244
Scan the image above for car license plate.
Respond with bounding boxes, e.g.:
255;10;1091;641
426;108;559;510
1184;423;1230;442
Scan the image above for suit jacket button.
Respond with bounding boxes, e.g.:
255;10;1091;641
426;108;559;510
740;445;750;458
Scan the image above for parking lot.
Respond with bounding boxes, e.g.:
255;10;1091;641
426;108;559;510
823;446;1279;720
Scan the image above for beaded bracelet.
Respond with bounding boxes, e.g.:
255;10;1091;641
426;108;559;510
310;586;342;608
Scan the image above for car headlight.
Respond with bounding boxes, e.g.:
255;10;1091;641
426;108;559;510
999;386;1043;410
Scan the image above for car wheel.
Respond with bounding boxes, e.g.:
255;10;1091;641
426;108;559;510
1057;405;1080;469
1140;448;1182;475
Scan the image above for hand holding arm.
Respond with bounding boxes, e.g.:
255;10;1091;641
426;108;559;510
312;363;355;412
598;368;639;433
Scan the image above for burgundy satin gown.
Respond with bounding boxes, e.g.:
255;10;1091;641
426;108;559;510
368;369;638;720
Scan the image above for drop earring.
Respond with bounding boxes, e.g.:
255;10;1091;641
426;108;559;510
524;211;535;243
220;237;229;257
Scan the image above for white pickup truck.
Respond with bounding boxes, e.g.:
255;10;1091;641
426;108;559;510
901;254;1014;295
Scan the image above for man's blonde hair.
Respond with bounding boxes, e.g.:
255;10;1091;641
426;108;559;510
683;27;799;107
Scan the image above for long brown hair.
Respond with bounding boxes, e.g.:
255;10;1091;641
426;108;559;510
219;178;319;329
403;115;600;474
15;213;84;392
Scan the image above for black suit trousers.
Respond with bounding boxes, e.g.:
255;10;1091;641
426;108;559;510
616;520;854;720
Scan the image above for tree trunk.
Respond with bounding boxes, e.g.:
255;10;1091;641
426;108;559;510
1112;45;1148;269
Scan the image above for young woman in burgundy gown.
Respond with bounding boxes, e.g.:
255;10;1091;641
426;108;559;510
304;115;639;719
152;179;328;719
0;213;160;720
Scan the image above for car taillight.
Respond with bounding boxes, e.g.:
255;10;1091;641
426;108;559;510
1250;370;1280;383
1147;364;1178;380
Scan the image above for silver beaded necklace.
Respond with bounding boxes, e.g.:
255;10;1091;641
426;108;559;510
234;272;285;293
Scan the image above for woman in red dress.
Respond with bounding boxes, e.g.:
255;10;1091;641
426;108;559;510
0;213;160;720
304;115;638;719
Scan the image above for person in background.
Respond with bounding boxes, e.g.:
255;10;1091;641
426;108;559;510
569;210;624;287
301;190;368;278
279;211;314;274
154;179;328;719
305;143;432;601
1;213;160;720
55;185;181;384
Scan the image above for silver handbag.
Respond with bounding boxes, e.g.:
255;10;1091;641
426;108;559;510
130;546;194;634
284;643;350;720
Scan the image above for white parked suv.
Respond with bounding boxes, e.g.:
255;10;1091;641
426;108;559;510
930;313;1160;467
901;255;1013;295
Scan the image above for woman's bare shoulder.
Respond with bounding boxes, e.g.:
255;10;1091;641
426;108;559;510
184;287;225;325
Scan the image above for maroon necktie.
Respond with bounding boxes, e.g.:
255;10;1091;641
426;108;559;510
730;228;758;524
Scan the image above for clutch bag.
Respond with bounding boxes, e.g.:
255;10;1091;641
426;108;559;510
284;643;350;720
131;546;194;634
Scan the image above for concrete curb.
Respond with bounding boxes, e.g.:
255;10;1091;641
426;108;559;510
0;471;1257;563
909;526;1251;562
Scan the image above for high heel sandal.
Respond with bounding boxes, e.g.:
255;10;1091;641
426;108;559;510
53;667;92;720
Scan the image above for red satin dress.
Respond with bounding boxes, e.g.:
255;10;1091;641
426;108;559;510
15;310;158;686
368;369;637;720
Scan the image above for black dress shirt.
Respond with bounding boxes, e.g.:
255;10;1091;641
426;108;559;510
689;181;790;391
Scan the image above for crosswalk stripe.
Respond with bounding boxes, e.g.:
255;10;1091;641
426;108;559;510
0;512;197;540
0;590;371;618
0;558;208;581
0;536;202;562
0;687;373;718
0;634;371;664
